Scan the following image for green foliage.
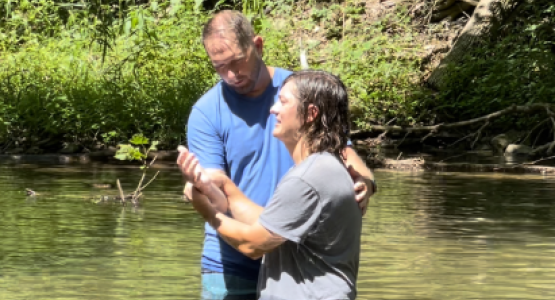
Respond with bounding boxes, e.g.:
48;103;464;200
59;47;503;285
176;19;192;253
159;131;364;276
0;0;217;149
115;133;159;164
5;0;550;146
304;3;430;128
434;0;555;127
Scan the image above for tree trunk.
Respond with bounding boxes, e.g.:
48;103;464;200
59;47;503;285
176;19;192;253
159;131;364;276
426;0;512;90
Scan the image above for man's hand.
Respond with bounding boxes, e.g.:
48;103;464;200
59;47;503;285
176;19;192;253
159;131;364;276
347;165;373;216
177;145;212;195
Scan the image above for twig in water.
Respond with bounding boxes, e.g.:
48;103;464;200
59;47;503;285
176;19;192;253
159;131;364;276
137;171;160;194
397;152;403;160
131;172;146;206
117;179;126;206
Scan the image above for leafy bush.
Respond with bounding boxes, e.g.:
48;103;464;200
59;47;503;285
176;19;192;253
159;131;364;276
0;0;216;150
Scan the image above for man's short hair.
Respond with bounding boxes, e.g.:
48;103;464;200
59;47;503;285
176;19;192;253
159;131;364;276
283;70;350;158
202;10;255;52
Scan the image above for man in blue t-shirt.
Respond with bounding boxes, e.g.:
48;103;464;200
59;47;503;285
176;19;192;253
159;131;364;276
184;10;376;300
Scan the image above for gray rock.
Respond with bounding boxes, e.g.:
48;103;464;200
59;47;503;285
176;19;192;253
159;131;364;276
491;134;515;154
491;131;526;154
505;144;533;156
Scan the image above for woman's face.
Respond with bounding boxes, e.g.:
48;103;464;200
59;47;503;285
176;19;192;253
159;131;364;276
270;81;302;146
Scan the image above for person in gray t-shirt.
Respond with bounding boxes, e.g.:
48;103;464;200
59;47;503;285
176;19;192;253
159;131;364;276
258;151;361;299
177;70;366;300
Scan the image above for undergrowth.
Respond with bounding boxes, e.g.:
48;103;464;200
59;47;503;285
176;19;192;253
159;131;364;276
0;0;553;152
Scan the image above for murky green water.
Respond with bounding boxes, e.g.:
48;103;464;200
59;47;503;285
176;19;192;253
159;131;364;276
1;161;555;299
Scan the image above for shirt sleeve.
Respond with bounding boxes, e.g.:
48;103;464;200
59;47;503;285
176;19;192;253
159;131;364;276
187;107;227;171
258;177;321;243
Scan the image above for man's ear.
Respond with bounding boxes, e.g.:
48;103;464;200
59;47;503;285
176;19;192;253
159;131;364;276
306;104;319;123
253;36;264;56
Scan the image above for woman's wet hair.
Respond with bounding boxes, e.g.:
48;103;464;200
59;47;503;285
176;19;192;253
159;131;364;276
283;70;350;158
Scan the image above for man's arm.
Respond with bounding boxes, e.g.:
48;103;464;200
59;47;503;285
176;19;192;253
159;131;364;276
182;105;229;211
343;146;377;215
192;193;284;260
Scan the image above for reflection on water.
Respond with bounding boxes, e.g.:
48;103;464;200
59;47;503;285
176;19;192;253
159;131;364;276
1;162;555;299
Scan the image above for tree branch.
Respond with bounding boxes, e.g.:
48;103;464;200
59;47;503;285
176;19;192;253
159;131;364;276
352;103;555;139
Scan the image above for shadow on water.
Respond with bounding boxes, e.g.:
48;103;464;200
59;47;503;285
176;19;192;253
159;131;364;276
1;160;555;299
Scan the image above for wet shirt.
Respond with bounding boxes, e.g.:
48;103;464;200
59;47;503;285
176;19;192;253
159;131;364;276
258;152;363;300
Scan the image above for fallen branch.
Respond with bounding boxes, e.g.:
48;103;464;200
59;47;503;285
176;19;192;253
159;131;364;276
352;103;555;137
366;155;555;174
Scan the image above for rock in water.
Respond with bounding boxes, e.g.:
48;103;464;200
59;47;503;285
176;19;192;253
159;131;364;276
505;144;533;156
25;188;37;196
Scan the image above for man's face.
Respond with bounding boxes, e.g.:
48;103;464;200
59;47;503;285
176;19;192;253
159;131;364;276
204;34;262;95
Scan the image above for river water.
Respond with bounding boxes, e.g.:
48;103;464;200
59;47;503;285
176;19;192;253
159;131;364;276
1;161;554;299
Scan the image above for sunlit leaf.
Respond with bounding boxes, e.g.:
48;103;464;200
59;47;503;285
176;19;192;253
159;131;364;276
130;134;149;145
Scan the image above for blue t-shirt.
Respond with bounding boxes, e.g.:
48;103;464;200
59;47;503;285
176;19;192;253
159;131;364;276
187;67;294;280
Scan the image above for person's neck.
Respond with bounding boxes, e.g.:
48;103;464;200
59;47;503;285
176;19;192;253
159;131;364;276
286;137;311;165
244;64;274;98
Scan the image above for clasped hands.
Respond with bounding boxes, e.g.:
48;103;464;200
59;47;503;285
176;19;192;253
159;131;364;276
177;146;372;216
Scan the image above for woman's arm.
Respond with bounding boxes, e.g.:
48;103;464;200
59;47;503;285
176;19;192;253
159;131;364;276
192;196;284;260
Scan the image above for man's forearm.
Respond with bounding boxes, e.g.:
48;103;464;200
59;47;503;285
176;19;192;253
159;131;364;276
344;147;376;194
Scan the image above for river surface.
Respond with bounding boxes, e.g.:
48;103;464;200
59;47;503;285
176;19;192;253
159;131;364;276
1;161;555;299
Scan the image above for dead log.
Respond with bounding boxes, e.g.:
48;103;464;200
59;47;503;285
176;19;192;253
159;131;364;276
366;156;555;174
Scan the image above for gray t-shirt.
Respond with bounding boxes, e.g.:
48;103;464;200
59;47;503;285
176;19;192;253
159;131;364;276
257;152;362;300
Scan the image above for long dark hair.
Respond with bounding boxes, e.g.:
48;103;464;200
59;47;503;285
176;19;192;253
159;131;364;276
283;70;350;158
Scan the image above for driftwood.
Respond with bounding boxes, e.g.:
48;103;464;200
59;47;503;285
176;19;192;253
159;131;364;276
367;156;555;174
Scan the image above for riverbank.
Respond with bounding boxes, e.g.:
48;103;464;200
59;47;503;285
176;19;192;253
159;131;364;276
2;146;554;176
